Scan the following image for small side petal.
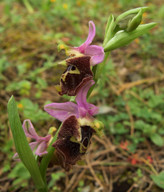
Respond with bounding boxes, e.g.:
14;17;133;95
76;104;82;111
23;119;39;139
13;152;20;161
29;141;38;151
44;102;79;121
76;21;96;53
87;103;99;116
85;45;105;66
35;141;48;156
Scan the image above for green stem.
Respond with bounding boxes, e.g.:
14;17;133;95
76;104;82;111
22;0;34;13
39;124;62;181
87;52;110;98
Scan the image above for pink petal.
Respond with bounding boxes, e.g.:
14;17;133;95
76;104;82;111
76;21;96;53
85;45;104;66
76;80;94;108
44;102;79;122
87;103;99;116
23;119;39;139
76;80;98;117
13;152;20;161
13;141;38;160
35;141;48;156
29;141;38;151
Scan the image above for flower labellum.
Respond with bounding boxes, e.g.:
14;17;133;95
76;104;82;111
52;115;95;171
56;56;93;96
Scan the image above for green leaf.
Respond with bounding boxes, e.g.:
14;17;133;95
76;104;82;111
150;133;164;147
7;96;47;192
151;171;164;189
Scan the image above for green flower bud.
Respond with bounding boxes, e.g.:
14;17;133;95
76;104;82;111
103;14;115;46
104;23;156;52
114;7;148;33
103;7;149;48
115;7;148;24
127;9;143;32
115;13;136;31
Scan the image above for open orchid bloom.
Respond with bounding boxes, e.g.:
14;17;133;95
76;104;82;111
13;120;51;159
67;21;104;66
53;115;95;171
44;80;98;122
55;21;104;96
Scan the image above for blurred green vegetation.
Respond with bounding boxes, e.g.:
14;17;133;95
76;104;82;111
0;0;164;191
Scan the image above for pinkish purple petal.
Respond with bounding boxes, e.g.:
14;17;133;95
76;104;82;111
87;103;99;116
35;141;48;156
13;152;19;160
85;45;104;66
13;141;38;160
44;102;79;121
23;119;39;140
76;80;94;108
75;21;95;53
29;141;38;151
76;80;99;117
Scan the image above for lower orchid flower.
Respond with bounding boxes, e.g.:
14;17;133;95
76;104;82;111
13;119;51;159
55;21;104;96
44;80;103;170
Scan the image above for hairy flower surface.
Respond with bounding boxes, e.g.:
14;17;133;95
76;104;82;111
44;80;98;121
14;120;51;159
55;21;104;96
56;56;93;96
53;115;94;171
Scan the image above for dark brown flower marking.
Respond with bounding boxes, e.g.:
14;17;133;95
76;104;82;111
53;115;95;171
56;56;93;96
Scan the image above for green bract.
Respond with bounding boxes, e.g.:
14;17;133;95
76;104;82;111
104;23;156;52
127;9;143;32
103;7;156;51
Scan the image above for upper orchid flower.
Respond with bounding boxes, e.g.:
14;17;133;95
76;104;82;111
55;21;104;96
68;21;104;66
13;119;51;159
44;80;98;122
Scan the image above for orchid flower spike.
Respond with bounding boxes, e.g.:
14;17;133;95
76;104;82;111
44;80;98;122
55;21;104;96
13;120;51;159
